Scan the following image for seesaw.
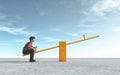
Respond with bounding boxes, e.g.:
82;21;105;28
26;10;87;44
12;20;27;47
23;35;100;62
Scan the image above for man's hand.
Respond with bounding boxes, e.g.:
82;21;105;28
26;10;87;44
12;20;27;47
34;46;37;48
32;46;37;52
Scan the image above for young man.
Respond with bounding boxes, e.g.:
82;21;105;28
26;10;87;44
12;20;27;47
22;36;37;62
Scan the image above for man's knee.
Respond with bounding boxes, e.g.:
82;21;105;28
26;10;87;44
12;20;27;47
29;49;34;54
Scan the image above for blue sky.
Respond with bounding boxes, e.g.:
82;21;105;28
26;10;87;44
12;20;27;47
0;0;120;58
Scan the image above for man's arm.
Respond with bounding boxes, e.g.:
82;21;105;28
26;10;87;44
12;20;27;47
28;42;37;52
31;46;37;52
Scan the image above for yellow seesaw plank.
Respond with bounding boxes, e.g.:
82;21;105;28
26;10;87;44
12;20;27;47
23;35;100;56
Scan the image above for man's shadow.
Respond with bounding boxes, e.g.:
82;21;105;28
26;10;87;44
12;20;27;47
0;61;29;63
0;60;59;63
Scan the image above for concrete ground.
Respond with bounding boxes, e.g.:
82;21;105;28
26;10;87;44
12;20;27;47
0;58;120;75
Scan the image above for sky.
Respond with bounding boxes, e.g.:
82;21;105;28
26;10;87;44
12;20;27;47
0;0;120;58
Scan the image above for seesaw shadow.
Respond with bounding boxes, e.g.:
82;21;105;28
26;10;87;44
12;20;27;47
0;60;59;63
0;58;60;63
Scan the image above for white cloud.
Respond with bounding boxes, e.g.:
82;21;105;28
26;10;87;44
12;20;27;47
0;14;32;36
38;10;51;16
92;0;120;15
34;2;52;16
81;30;96;34
13;15;22;20
112;26;120;32
0;26;32;35
0;43;10;46
66;30;96;37
0;14;7;20
81;10;90;16
77;24;95;28
65;32;81;37
15;39;28;43
42;37;61;42
0;6;4;11
50;27;63;32
0;11;23;27
0;6;36;37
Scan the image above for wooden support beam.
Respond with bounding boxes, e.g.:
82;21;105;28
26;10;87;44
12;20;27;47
23;35;100;56
59;41;66;62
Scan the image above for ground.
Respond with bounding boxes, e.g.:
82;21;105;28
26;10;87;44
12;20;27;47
0;58;120;75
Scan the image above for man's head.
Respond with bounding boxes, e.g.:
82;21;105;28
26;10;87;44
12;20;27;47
29;36;35;42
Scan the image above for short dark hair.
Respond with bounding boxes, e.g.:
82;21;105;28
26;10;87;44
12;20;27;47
29;36;35;41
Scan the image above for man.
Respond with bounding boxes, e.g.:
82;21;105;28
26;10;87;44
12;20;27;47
22;36;37;62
